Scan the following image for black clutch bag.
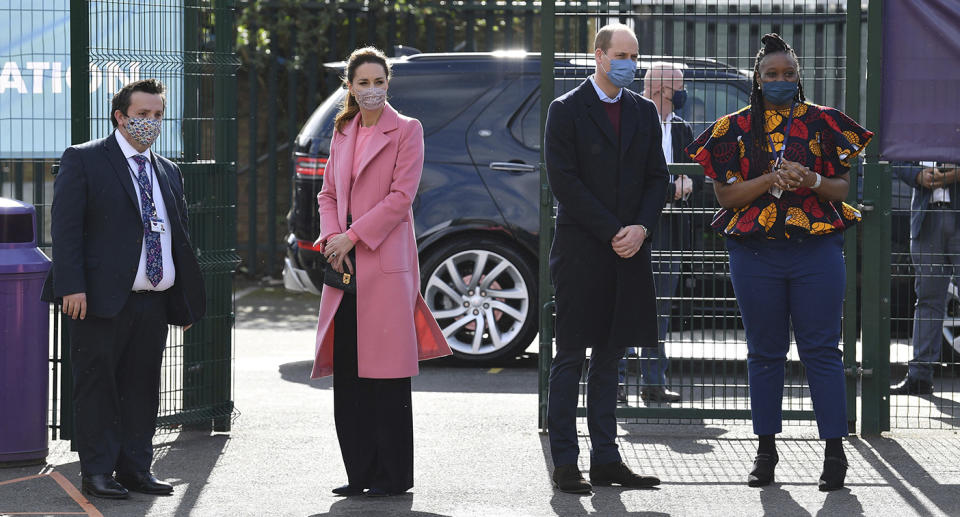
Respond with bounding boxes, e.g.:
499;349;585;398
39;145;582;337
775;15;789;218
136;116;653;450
322;249;356;294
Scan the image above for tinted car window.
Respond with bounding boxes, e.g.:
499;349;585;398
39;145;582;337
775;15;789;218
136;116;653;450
298;87;344;153
388;71;500;136
509;92;541;150
679;80;750;138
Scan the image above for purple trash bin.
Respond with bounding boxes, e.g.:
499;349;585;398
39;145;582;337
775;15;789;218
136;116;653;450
0;197;51;467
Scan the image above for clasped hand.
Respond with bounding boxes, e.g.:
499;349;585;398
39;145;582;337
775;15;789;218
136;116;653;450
611;225;646;259
774;159;816;191
919;166;958;190
317;233;355;274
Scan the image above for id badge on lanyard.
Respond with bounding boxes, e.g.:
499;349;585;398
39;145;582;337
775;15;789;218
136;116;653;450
129;155;167;234
767;102;797;199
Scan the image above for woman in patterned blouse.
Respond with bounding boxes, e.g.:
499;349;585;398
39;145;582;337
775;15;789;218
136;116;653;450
688;33;872;492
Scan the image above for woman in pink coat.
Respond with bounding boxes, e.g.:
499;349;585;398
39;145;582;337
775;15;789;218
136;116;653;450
312;47;452;497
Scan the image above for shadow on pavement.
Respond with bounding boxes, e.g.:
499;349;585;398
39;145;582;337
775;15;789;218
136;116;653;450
310;494;451;516
24;431;229;517
850;435;960;516
278;353;540;394
537;433;669;517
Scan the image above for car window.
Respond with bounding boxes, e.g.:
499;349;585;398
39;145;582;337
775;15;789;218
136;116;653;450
509;92;541;150
388;71;500;136
300;87;344;143
677;80;751;138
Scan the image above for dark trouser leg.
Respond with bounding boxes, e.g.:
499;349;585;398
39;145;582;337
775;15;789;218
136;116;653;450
789;234;848;439
909;212;958;383
371;377;414;492
115;292;169;475
333;293;376;488
587;345;625;465
548;347;586;466
69;314;128;476
727;238;790;437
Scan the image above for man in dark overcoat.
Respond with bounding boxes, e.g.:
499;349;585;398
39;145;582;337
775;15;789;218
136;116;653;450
544;24;669;493
41;79;205;499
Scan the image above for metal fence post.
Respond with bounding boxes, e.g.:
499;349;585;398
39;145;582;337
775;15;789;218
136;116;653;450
860;0;890;435
537;0;555;431
842;0;863;432
60;0;91;445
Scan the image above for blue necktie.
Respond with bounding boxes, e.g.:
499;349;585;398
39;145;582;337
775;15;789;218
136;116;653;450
132;154;163;287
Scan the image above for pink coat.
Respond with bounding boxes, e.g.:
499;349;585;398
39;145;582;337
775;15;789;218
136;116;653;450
311;104;452;379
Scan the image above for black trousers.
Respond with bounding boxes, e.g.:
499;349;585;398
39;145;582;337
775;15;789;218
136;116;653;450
332;292;414;493
67;291;169;476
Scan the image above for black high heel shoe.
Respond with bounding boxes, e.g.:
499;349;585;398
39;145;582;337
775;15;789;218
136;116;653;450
819;456;848;491
332;484;365;496
747;453;778;487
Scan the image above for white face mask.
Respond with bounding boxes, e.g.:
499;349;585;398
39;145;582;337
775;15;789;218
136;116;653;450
354;86;387;111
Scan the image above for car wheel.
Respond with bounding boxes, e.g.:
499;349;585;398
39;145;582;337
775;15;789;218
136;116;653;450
420;237;537;362
945;280;960;356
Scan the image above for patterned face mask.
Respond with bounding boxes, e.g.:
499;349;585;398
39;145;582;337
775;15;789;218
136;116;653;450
124;116;162;147
354;86;387;111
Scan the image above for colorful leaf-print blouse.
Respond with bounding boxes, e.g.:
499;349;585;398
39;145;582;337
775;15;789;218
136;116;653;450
686;102;873;239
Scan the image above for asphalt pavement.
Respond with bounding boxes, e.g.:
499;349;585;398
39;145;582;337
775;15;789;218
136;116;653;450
3;285;960;516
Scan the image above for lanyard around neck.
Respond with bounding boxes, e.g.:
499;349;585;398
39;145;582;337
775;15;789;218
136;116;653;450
767;102;797;168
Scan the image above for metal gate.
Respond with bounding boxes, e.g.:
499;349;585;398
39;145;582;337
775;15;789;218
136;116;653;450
537;0;867;430
0;0;238;438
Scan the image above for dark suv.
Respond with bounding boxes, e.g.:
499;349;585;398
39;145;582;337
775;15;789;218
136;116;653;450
283;52;755;362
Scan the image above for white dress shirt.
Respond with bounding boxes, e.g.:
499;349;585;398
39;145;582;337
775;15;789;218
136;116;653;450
661;111;677;165
588;75;623;103
115;131;176;291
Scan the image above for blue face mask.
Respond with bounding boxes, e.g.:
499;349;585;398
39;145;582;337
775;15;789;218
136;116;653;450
672;89;687;110
601;54;636;89
761;80;798;106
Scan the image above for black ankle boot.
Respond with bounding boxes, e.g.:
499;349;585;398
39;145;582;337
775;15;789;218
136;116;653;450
819;456;848;491
747;453;778;487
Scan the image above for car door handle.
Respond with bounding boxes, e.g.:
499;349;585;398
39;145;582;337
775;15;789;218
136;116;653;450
489;162;537;173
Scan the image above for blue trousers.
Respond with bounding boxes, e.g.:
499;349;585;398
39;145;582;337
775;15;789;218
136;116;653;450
909;209;960;382
726;233;848;439
548;345;624;466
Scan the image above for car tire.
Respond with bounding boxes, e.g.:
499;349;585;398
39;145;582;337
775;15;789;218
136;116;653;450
420;236;538;362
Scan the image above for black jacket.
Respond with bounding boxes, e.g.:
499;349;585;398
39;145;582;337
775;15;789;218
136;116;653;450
41;133;205;326
545;79;669;350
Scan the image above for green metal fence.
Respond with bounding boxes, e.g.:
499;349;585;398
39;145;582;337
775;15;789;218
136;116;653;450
537;0;873;431
0;0;238;438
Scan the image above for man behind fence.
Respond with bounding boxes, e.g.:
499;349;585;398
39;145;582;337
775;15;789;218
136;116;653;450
41;79;205;499
544;23;668;494
891;162;960;396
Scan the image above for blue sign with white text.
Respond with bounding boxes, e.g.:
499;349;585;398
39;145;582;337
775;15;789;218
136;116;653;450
0;1;183;158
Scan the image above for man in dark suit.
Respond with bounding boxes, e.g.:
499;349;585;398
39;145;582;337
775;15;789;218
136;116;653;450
41;79;205;499
890;162;959;395
617;63;698;404
544;24;669;494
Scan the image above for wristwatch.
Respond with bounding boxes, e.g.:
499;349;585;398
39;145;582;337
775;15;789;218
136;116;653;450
638;224;649;237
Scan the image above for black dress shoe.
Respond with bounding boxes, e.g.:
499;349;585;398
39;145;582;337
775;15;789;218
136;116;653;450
641;386;682;403
890;376;934;395
819;456;848;491
332;484;365;496
552;464;592;494
81;474;129;499
617;385;628;403
115;471;173;495
589;461;660;488
747;453;778;487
